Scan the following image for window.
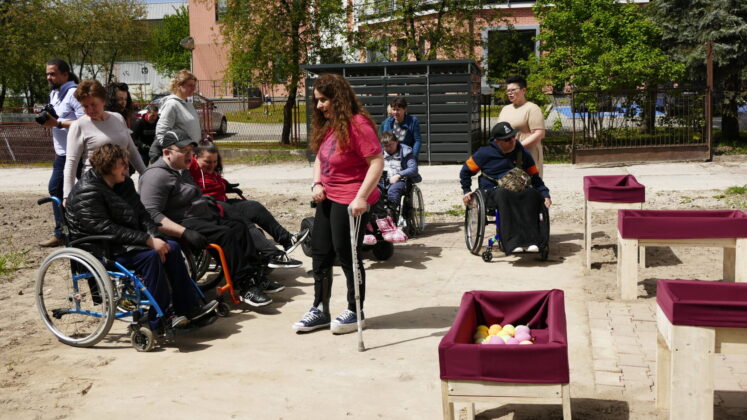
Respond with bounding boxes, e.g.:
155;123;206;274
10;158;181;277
215;0;227;21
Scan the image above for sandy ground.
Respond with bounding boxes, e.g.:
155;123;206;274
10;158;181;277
1;157;746;419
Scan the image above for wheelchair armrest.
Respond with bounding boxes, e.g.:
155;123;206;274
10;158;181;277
37;196;62;207
68;235;117;248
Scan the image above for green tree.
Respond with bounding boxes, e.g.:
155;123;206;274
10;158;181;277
146;5;191;77
652;0;747;142
220;0;345;144
353;0;504;62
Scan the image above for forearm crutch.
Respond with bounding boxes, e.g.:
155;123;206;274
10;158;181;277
347;205;366;352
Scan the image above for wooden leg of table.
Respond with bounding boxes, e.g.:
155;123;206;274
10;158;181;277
441;380;454;420
618;236;639;300
561;383;572;420
735;239;746;283
669;325;715;420
656;333;671;410
724;246;736;282
584;200;591;270
638;202;645;269
465;402;475;420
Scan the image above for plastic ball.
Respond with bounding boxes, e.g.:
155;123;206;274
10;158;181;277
473;331;488;340
497;330;511;338
514;332;531;342
477;325;489;332
489;337;505;345
502;324;516;336
488;324;502;336
506;337;520;344
519;340;533;345
515;325;530;336
500;335;510;343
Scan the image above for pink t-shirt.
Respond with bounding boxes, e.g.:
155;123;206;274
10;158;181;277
319;114;382;205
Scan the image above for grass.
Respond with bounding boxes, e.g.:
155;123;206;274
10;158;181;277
0;162;53;168
224;153;307;166
225;104;307;124
446;205;466;217
0;239;27;277
713;185;747;209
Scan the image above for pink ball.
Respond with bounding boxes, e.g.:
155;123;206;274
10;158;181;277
489;337;505;345
515;325;530;336
506;337;520;344
514;332;531;342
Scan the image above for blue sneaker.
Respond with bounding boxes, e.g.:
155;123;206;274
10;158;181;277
292;307;330;332
330;309;365;335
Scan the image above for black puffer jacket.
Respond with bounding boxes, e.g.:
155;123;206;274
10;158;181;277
66;169;160;258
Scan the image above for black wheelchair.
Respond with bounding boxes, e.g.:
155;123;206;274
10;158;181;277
464;188;550;262
300;176;425;261
35;197;213;352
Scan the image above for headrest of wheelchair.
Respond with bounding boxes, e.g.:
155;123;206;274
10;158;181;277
160;129;197;149
490;122;518;140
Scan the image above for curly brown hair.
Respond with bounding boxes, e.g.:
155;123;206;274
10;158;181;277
310;73;375;153
90;144;129;176
74;79;107;103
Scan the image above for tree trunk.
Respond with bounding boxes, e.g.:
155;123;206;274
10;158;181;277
642;88;656;135
0;80;6;111
281;87;297;145
720;73;741;143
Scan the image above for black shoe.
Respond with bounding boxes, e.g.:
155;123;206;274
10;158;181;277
261;278;285;294
240;285;273;307
267;253;302;269
285;228;310;254
188;299;219;320
170;315;189;329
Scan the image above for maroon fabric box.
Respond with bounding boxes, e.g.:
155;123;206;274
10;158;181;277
583;175;645;203
618;209;747;239
438;290;569;384
657;279;747;328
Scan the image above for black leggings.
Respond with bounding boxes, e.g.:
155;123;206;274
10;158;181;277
311;199;368;312
222;200;291;258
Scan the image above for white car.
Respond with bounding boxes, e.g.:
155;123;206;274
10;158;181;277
139;93;228;135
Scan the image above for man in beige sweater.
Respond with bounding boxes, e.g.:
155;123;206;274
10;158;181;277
498;76;546;177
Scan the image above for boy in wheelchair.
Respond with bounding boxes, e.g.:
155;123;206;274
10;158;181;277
65;144;218;331
364;131;421;244
460;122;552;255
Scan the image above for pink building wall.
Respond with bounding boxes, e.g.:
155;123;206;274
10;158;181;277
189;0;230;98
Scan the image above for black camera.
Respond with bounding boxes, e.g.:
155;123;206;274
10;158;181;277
35;104;59;125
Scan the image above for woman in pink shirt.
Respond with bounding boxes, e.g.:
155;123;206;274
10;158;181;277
292;73;384;334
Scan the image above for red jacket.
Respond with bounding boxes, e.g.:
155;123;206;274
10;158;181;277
189;159;229;202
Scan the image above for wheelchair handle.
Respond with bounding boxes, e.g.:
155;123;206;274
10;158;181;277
37;196;62;207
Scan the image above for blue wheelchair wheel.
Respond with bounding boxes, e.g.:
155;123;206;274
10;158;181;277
35;248;115;347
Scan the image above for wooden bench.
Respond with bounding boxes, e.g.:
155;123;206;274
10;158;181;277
583;175;645;270
616;209;747;300
655;280;747;419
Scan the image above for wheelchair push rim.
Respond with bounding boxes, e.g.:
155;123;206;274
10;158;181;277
35;248;116;347
464;190;486;255
405;184;425;236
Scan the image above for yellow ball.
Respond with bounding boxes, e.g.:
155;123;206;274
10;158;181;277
476;325;489;332
502;324;516;337
519;340;533;345
488;324;502;336
501;335;511;343
473;331;487;340
497;330;511;338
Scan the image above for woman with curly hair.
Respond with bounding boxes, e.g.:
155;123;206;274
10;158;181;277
292;73;383;334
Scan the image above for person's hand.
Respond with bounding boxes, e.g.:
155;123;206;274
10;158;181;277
462;192;474;206
349;197;368;217
181;228;208;251
311;184;326;203
62;198;67;208
146;237;170;262
43;117;58;128
544;197;552;209
390;174;401;184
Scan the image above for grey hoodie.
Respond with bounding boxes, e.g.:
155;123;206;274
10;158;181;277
149;94;201;162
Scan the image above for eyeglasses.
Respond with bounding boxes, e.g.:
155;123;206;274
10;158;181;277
506;88;521;93
168;147;194;156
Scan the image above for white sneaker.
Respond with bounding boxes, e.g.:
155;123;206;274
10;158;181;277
512;247;525;253
526;245;540;253
330;309;365;335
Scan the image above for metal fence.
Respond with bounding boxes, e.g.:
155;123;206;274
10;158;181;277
211;97;304;144
0;108;55;164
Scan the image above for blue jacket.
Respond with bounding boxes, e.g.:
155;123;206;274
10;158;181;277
380;114;422;158
459;141;550;198
385;143;422;183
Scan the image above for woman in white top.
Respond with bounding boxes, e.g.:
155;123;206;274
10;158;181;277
63;79;146;198
150;69;207;162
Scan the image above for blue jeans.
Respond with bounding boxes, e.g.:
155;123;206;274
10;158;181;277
115;240;200;330
48;155;65;238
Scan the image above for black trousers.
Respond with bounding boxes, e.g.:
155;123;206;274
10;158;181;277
182;216;260;290
311;199;368;312
222;200;291;257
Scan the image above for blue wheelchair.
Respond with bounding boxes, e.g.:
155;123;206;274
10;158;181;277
35;197;210;352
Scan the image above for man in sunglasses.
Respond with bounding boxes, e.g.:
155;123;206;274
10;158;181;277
459;122;551;253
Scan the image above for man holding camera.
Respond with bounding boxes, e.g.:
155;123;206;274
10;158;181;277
39;58;84;247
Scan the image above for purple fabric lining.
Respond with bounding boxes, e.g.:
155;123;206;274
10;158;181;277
618;209;747;239
657;279;747;328
438;290;569;384
583;175;645;203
